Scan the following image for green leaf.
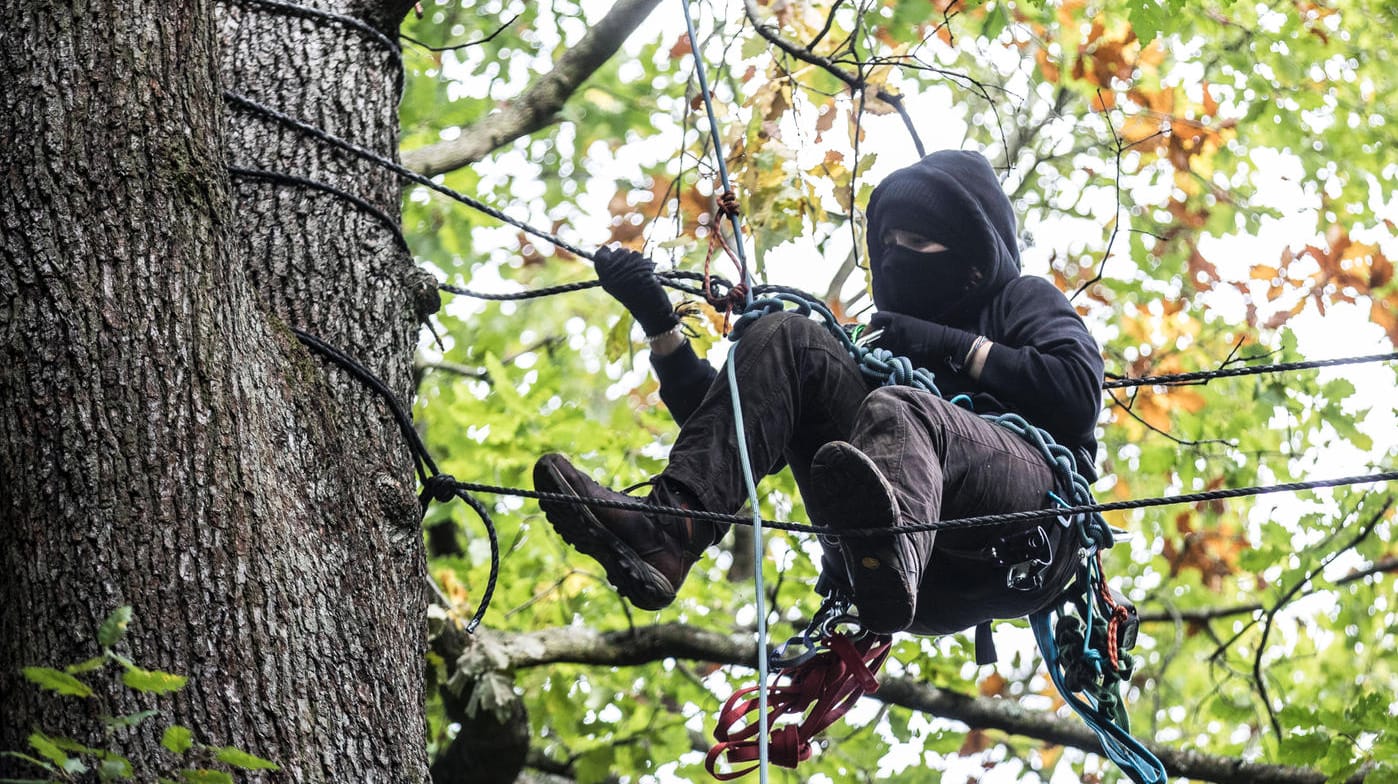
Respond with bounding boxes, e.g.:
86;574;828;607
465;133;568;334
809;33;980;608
0;749;58;775
1279;731;1332;765
161;725;194;755
21;667;92;698
65;656;107;675
25;734;82;775
47;737;96;755
104;709;159;729
121;667;187;694
212;747;280;771
98;606;133;648
179;770;233;784
482;352;525;412
96;754;134;781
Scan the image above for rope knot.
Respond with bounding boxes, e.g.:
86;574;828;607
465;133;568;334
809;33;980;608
717;190;741;219
706;280;749;312
422;473;457;504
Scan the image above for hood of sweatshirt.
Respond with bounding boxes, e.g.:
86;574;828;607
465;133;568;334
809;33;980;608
866;150;1022;326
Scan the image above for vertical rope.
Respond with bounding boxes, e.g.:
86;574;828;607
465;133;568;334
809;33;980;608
679;0;753;307
726;342;770;783
679;2;766;777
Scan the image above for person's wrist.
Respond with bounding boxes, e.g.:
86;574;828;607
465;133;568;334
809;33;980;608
644;323;687;356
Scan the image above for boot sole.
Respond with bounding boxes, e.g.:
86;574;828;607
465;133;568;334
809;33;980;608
807;443;915;634
536;459;677;611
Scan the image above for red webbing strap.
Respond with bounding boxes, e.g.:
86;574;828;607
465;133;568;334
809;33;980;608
1096;551;1131;670
705;633;892;780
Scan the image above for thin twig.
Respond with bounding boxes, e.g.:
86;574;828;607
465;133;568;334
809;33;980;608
1106;387;1237;448
400;12;521;52
1071;89;1124;302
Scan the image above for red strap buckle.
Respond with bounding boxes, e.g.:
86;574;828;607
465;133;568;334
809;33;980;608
705;632;892;780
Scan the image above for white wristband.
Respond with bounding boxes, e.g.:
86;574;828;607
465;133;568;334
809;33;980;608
644;324;688;356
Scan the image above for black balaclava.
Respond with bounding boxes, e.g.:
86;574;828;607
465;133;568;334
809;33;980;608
866;150;1022;325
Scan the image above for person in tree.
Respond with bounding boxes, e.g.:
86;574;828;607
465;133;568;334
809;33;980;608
533;150;1103;636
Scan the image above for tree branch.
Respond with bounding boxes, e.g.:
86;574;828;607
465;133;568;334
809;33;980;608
741;0;925;156
401;0;662;177
449;623;1359;784
1250;500;1389;737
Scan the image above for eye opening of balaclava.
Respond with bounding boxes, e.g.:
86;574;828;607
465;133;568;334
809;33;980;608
866;150;1021;324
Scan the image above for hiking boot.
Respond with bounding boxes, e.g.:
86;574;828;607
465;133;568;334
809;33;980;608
533;453;710;610
805;441;921;634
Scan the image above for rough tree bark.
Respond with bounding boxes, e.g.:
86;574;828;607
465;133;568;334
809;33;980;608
1;0;429;781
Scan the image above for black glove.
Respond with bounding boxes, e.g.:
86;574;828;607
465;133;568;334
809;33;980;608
869;311;977;373
594;246;678;336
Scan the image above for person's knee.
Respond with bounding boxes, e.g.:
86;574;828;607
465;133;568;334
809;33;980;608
736;309;830;352
855;386;952;449
859;386;927;420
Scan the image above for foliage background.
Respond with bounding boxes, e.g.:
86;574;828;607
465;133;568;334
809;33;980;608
397;0;1396;781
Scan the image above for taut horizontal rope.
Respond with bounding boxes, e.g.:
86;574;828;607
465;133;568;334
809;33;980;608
437;276;1396;390
451;470;1398;538
1104;352;1398;389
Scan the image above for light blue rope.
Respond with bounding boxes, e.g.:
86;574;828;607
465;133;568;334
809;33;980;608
726;342;770;782
680;1;764;778
678;0;752;305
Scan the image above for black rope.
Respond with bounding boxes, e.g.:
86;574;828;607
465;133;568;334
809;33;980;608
222;90;595;260
291;328;437;481
285;327;1394;627
449;470;1398;538
221;0;403;62
292;327;496;632
436;275;1397;391
439;279;603;302
228;166;409;252
1103;352;1398;389
440;271;810;304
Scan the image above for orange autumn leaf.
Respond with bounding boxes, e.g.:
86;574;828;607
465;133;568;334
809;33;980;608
668;34;691;59
959;729;992;756
1202;81;1220;117
1036;47;1062;83
1162;507;1249;590
1371;251;1393;288
1371;292;1398;346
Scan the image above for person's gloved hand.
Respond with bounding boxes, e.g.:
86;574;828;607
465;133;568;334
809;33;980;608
595;246;678;336
870;311;977;372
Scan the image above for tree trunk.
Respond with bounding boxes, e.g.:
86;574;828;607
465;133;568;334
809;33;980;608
1;0;428;780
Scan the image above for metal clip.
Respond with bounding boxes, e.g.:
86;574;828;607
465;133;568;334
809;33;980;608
1006;561;1046;591
987;526;1052;567
992;526;1053;592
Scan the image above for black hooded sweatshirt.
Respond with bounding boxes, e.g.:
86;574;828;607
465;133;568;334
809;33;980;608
650;150;1104;479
